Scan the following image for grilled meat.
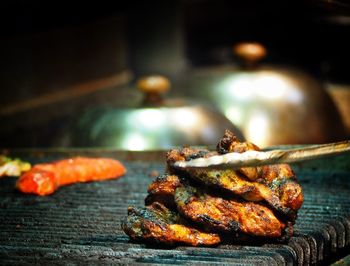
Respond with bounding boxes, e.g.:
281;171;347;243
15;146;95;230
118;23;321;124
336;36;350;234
175;185;286;238
217;129;260;154
123;130;303;246
145;174;288;238
122;202;221;246
218;129;261;181
145;174;181;208
17;157;126;196
166;131;303;221
172;166;301;220
218;130;304;215
166;147;218;168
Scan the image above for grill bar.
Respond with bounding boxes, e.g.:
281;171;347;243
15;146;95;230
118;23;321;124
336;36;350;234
1;152;349;265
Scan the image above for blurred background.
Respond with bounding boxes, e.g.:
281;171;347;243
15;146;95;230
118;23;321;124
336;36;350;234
0;0;349;149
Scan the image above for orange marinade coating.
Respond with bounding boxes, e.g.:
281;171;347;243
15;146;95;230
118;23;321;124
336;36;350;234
16;157;126;196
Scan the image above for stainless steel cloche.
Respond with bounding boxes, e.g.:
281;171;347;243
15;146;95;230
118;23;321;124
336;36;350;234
69;75;243;150
182;43;346;147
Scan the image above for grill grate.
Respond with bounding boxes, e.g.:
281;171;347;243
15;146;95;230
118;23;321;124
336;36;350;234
0;151;349;265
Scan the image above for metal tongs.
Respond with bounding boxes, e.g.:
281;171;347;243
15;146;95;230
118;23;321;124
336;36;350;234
174;140;350;169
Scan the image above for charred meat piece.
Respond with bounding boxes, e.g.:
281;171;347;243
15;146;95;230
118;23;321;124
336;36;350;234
145;174;181;208
166;133;303;221
218;130;304;215
178;167;302;221
218;130;262;181
144;174;288;238
122;202;221;246
166;147;218;168
217;129;260;154
17;157;126;196
175;185;286;238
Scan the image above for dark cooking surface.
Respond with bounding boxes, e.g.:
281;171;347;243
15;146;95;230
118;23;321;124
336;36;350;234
0;150;349;265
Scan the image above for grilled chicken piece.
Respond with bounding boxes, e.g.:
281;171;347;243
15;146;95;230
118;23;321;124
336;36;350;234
178;167;302;220
166;131;303;221
122;202;221;246
175;185;286;238
218;130;304;214
145;174;289;238
217;129;261;181
217;129;260;154
166;147;218;168
145;174;181;208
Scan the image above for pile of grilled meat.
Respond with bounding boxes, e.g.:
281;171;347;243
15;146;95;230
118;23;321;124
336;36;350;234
122;130;304;246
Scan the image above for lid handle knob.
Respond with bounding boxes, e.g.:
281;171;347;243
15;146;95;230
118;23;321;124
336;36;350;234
137;75;170;105
233;42;266;68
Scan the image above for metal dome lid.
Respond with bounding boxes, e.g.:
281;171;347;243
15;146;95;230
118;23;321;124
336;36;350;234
182;43;346;147
69;75;243;150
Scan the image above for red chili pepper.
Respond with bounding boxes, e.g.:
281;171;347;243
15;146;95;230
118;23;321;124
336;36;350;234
16;157;126;196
